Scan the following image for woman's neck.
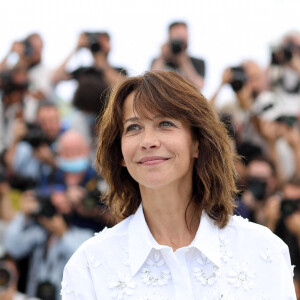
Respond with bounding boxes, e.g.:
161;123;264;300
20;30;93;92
140;185;200;251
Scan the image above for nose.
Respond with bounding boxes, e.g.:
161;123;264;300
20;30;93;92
140;128;161;150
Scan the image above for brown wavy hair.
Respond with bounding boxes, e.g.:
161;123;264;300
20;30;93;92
96;71;238;228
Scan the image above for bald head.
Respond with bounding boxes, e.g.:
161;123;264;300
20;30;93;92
243;60;267;94
58;130;90;159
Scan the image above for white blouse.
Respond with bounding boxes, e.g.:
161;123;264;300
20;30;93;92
61;204;296;299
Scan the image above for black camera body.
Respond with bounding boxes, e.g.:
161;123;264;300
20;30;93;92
280;199;300;218
84;32;103;53
36;280;56;300
248;177;267;201
31;194;57;219
230;66;248;92
275;115;298;127
22;123;48;148
82;189;100;210
23;39;34;57
0;164;6;184
271;42;300;66
170;39;185;55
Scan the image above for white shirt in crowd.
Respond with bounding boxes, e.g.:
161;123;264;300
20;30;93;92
61;204;296;299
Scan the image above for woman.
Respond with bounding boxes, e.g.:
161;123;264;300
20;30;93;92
61;71;296;299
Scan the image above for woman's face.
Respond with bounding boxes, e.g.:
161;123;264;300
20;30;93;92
121;92;199;189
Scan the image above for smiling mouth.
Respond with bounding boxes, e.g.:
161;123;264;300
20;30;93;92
138;157;169;166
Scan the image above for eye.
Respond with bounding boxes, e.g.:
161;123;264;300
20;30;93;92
125;124;141;133
159;120;175;128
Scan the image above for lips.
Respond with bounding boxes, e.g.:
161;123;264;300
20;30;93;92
138;156;169;165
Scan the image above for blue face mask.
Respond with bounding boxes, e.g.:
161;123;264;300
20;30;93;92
56;157;89;173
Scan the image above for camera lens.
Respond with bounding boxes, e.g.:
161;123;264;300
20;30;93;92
170;40;184;55
230;66;248;92
0;267;11;289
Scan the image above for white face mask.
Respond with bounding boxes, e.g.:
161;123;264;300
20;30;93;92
56;156;89;173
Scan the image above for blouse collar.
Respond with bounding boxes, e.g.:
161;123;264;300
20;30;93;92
128;203;221;277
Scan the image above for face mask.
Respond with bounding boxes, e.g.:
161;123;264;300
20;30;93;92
56;157;89;173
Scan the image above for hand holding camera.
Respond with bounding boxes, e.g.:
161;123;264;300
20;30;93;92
76;33;89;50
160;39;188;64
10;41;25;57
33;144;55;166
12;120;27;144
77;32;106;54
281;122;300;150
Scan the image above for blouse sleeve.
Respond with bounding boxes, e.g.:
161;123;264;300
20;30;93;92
278;240;297;299
61;252;97;300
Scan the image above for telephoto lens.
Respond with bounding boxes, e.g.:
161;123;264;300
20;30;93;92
0;263;12;291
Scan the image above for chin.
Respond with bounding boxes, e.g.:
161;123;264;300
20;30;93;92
138;175;173;189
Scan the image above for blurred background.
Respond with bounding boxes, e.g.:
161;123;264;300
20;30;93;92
1;0;300;299
1;0;300;100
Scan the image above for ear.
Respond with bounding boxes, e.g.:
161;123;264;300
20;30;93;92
192;141;199;158
193;150;199;159
121;158;126;167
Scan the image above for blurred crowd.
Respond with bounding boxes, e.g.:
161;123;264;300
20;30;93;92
0;21;300;299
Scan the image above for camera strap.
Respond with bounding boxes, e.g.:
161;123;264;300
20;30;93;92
39;234;60;282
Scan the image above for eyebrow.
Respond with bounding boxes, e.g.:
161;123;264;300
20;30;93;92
123;117;140;125
123;114;169;125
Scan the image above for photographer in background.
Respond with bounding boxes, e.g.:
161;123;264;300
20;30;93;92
0;33;52;100
251;92;300;181
51;32;126;144
48;129;111;232
3;188;93;300
237;156;279;225
210;61;270;150
269;31;300;95
4;102;63;184
274;177;300;297
0;67;29;152
151;21;205;90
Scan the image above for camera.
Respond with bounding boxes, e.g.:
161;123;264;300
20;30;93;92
82;189;100;210
0;263;12;291
23;39;34;57
280;199;300;218
170;39;185;55
31;194;57;219
247;177;267;201
22;123;48;148
8;174;37;191
230;66;248;92
275;115;298;127
271;42;300;66
36;280;56;300
0;164;6;183
84;32;103;53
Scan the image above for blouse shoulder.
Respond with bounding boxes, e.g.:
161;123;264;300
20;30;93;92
228;215;288;251
64;214;133;268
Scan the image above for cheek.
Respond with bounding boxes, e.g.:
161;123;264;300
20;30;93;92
121;139;134;165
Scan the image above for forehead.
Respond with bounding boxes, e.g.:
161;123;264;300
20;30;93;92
169;25;188;38
37;106;58;117
247;161;272;177
283;184;300;199
122;91;175;121
59;134;87;151
169;24;187;33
